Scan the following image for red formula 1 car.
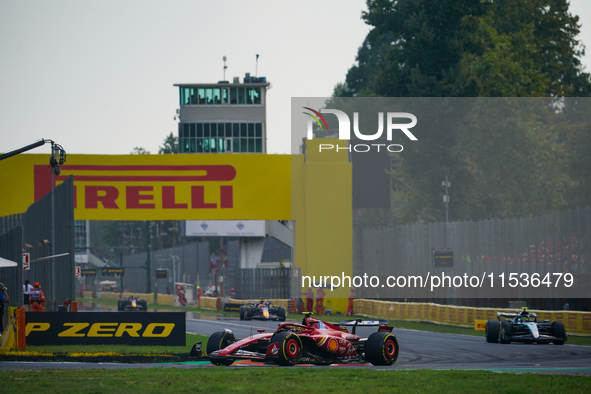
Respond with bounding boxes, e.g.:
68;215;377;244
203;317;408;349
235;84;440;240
194;313;399;366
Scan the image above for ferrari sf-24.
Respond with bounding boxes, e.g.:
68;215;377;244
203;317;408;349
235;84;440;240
191;313;400;366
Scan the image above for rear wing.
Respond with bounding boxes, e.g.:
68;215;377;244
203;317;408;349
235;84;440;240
497;311;537;321
338;320;389;327
338;319;393;334
497;312;519;320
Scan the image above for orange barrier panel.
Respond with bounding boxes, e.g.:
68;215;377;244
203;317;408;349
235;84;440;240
17;307;26;350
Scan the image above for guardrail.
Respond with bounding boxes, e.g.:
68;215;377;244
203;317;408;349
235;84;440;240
353;299;591;336
81;293;591;336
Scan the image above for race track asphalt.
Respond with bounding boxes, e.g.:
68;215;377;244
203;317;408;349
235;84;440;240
2;310;590;374
184;313;591;375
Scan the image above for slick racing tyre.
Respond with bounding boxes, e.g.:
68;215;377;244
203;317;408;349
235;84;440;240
207;330;236;366
244;306;253;320
485;320;500;343
117;300;125;311
551;321;567;345
365;332;399;366
500;320;513;344
239;305;245;320
277;306;286;321
270;331;302;366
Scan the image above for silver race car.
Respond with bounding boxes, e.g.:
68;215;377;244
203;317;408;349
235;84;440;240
485;307;567;345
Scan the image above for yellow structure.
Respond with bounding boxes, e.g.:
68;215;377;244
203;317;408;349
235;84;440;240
291;139;353;312
0;153;291;220
1;146;355;313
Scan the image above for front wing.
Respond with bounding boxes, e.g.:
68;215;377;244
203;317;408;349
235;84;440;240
248;310;283;321
505;323;560;343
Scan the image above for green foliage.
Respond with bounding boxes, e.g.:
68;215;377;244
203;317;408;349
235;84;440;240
456;100;574;219
490;0;591;97
459;15;549;97
337;0;591;223
158;132;179;154
130;146;150;155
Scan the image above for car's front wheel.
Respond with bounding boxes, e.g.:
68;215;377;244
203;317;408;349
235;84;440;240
485;320;500;343
500;320;513;344
207;330;236;366
277;306;286;321
551;321;567;345
365;332;399;366
244;306;253;320
269;331;302;366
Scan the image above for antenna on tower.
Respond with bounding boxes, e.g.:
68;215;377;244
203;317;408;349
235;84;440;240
256;54;259;77
223;56;228;81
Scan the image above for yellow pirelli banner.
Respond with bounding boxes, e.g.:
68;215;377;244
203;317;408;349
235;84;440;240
0;153;291;220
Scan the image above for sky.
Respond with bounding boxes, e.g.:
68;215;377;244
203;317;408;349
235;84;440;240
1;0;590;156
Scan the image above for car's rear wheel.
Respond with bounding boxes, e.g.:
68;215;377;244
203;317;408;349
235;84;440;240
245;306;253;320
365;332;399;366
485;320;500;343
207;330;236;366
270;331;302;366
277;306;286;321
500;320;513;344
551;321;567;345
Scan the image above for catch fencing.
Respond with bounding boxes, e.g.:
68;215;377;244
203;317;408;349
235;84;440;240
0;176;75;309
355;207;590;308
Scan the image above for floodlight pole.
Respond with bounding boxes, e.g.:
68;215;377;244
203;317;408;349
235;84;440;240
49;141;66;310
51;159;56;309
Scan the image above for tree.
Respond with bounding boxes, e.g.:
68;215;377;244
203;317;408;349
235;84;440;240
343;0;487;98
458;14;549;97
131;146;150;155
337;0;591;223
158;132;179;154
489;0;591;96
342;0;590;98
456;99;573;219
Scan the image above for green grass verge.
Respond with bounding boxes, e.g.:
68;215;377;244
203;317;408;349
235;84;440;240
0;333;208;363
0;368;589;393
